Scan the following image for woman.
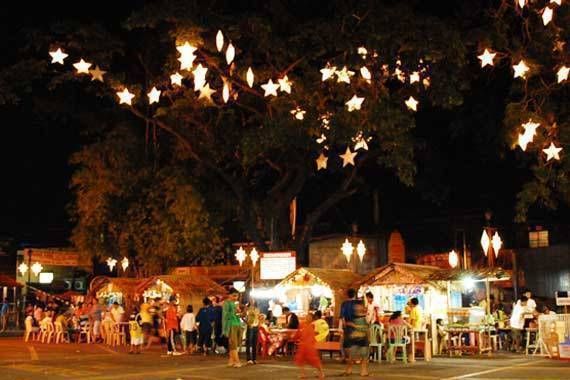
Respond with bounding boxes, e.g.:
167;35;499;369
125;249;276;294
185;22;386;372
245;299;260;364
294;317;324;379
257;314;270;358
343;299;370;377
312;310;330;343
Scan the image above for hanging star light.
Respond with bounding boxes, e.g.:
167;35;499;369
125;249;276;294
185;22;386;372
198;83;216;102
557;66;569;83
409;71;420;84
336;66;355;84
170;72;183;86
522;119;540;138
116;88;135;105
542;7;554;25
89;65;106;82
261;79;279;97
423;77;431;88
121;257;129;271
550;0;561;5
405;96;418;111
216;30;224;52
518;133;532;151
235;246;247;266
360;67;372;83
345;95;364;112
290;107;306;120
543;142;563;161
516;0;526;8
18;262;28;276
394;67;406;82
147;87;161;104
339;147;357;167
480;230;490;256
246;67;254;88
31;262;43;276
316;134;327;144
73;59;92;74
353;132;369;151
177;42;197;70
513;60;529;79
278;75;293;93
106;257;118;271
192;63;208;91
316;153;328;171
356;240;366;262
226;43;235;65
320;64;337;81
250;248;260;266
222;81;230;103
341;239;354;262
478;49;496;68
49;48;68;64
357;46;368;59
491;232;502;258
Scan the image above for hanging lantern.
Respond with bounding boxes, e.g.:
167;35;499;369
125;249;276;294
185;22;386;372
250;248;260;266
121;257;129;271
235;246;246;266
341;239;354;262
448;250;459;268
480;230;490;256
491;232;502;258
106;257;118;271
356;240;366;262
31;262;43;276
18;262;29;276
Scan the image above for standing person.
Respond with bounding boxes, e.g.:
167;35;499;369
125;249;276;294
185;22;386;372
294;317;325;380
523;289;537;313
340;289;370;377
212;296;226;354
180;305;197;354
89;299;103;343
110;302;125;323
365;292;381;326
0;298;9;332
510;296;528;352
245;298;260;364
164;296;182;355
129;314;143;354
196;297;214;355
408;298;423;331
223;288;243;368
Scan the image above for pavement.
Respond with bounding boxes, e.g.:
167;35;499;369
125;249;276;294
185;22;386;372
0;338;569;380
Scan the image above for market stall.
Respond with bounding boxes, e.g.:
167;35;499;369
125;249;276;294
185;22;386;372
91;277;146;312
273;267;363;324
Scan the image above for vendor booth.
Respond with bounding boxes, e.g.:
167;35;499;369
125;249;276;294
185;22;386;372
91;277;146;312
274;267;363;323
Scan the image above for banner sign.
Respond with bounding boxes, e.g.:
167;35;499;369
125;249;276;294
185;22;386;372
260;251;296;280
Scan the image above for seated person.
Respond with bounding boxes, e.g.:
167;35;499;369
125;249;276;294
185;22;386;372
312;310;330;343
283;307;299;329
388;311;411;343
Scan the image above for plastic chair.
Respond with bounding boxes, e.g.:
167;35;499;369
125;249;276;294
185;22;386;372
525;328;538;355
112;323;127;347
54;321;70;344
24;316;39;342
77;323;91;344
102;320;114;345
369;324;383;362
387;325;408;364
40;320;55;343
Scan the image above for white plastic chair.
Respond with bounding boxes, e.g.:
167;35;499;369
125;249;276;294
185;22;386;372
40;320;55;343
387;325;408;364
24;316;39;342
369;324;383;362
77;322;91;344
54;321;70;344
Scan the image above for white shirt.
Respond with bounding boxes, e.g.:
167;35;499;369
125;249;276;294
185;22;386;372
366;302;381;324
272;304;283;318
510;301;525;330
180;312;196;331
110;306;125;322
526;298;536;313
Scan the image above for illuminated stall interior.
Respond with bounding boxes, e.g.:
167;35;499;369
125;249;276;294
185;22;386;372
92;277;144;311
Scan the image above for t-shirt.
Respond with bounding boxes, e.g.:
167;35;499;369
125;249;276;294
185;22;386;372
165;305;179;331
526;298;537;313
197;306;214;332
510;301;525;330
129;320;143;340
222;300;241;337
366;302;381;324
340;299;357;325
139;303;152;324
246;307;260;327
409;306;423;330
180;312;196;332
110;306;125;322
313;319;330;342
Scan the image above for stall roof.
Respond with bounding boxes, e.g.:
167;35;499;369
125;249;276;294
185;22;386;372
357;263;443;288
140;275;226;295
277;267;363;290
0;274;23;288
427;267;511;282
90;277;147;296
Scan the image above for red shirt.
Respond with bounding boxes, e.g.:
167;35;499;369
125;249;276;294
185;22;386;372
165;305;178;331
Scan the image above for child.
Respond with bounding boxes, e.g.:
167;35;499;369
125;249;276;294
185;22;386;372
436;318;448;355
294;317;324;379
180;305;197;354
129;314;143;354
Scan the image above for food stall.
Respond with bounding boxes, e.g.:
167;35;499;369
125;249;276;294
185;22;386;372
91;277;146;312
274;267;363;324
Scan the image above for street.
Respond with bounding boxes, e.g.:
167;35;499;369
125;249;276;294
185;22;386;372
0;338;569;379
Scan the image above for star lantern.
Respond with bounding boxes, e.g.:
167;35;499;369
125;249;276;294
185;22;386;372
480;230;490;256
405;96;418;111
290;107;306;120
320;64;336;81
216;30;224;52
89;66;106;82
18;262;28;276
557;66;569;83
339;147;357;167
176;42;197;70
423;77;431;88
345;95;364;112
517;133;532;151
198;83;216;102
409;71;420;84
73;59;92;74
261;79;279;97
106;257;117;271
121;257;129;271
360;67;372;83
550;0;561;5
356;240;366;262
222;81;230;103
353;132;369;151
517;0;526;8
49;48;68;64
226;43;235;65
478;49;496;68
278;75;292;93
170;72;183;86
31;262;43;276
448;250;459;268
246;67;254;88
542;7;553;25
116;88;135;105
235;246;247;266
250;248;260;266
147;87;161;104
394;68;406;82
357;46;368;59
491;232;502;258
341;239;354;262
522;119;540;138
316;134;327;144
316;153;328;171
543;142;562;161
192;64;208;91
513;60;529;79
336;66;354;84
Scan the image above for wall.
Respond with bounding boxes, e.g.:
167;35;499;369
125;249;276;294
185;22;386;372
516;244;570;299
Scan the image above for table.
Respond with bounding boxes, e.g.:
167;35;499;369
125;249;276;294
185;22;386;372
446;326;492;356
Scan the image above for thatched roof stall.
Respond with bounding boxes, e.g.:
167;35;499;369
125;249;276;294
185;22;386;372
275;267;363;323
91;277;147;312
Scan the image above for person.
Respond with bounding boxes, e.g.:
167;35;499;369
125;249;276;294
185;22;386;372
408;297;423;331
257;314;271;357
510;296;528;352
312;310;329;343
129;314;143;354
294;317;325;380
164;296;182;355
222;288;243;368
245;298;260;364
341;291;370;377
89;299;103;343
283;307;299;329
543;305;556;315
435;318;448;355
0;298;9;332
212;296;226;353
196;297;214;354
139;301;154;346
365;292;381;326
110;302;125;323
180;305;197;354
33;304;44;326
523;289;536;313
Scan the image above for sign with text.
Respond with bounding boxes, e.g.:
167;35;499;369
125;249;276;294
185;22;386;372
260;251;296;280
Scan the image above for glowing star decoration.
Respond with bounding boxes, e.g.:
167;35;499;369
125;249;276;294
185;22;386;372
409;71;420;84
550;0;561;5
557;66;569;83
121;257;129;271
394;67;406;82
18;262;28;276
198;83;216;102
516;0;526;8
31;262;43;276
423;77;431;88
360;67;371;83
261;79;279;97
222;81;230;103
341;239;354;262
478;49;496;68
192;64;208;91
522;120;540;139
542;7;553;25
116;88;135;105
278;75;292;93
336;66;355;84
316;153;328;171
246;67;254;88
320;64;337;81
316;134;327;144
448;250;459;268
176;42;197;70
357;46;368;59
339;147;357;167
147;87;161;104
353;132;369;151
73;59;91;74
89;66;106;82
170;72;183;86
345;95;364;112
513;60;529;79
225;43;235;65
356;240;366;262
480;230;490;256
250;248;260;266
106;257;117;271
235;246;247;266
290;107;306;120
543;142;562;161
216;30;224;52
518;133;532;151
405;96;418;111
49;48;68;64
491;232;502;258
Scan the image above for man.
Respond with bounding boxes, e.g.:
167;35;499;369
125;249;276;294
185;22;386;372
89;299;103;342
0;298;9;332
283;307;299;329
365;292;381;325
212;296;226;353
164;296;182;355
510;296;528;352
340;289;369;377
408;297;423;331
196;297;215;354
110;302;125;323
523;289;536;313
222;289;243;368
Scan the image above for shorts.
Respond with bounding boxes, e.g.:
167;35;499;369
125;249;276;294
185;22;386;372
348;345;369;359
228;325;243;351
131;336;143;345
185;330;197;345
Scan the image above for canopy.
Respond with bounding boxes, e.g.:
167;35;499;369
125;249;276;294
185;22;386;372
427;267;511;282
0;274;23;288
276;267;363;292
139;275;226;296
357;262;444;289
